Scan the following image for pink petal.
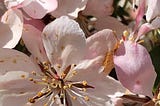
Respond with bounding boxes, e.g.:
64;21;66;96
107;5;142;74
137;17;160;40
82;0;113;18
146;0;160;22
51;0;88;18
0;48;41;91
134;0;146;31
24;18;45;31
86;29;117;59
69;62;126;105
1;9;23;48
114;41;157;97
22;0;58;19
94;16;127;38
22;24;48;62
0;22;12;48
42;16;86;71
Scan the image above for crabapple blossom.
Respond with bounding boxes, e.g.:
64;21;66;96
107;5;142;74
16;16;127;106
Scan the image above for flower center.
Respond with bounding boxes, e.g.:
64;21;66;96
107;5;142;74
28;61;94;106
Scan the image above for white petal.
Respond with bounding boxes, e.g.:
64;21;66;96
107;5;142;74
42;16;86;71
1;9;23;48
0;48;40;91
146;0;160;22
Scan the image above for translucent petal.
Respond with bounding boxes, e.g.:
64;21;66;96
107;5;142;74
1;9;23;48
22;24;48;62
42;16;86;71
146;0;160;22
114;41;157;97
0;48;41;91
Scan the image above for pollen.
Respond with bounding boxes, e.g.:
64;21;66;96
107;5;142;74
32;71;36;75
37;92;43;97
57;64;61;68
72;96;77;100
29;78;34;81
123;30;129;38
28;98;35;103
84;96;89;101
68;84;72;88
21;75;26;79
72;70;77;75
82;88;87;92
82;81;87;86
63;85;68;90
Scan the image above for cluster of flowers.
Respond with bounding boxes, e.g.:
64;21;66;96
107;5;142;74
0;0;159;106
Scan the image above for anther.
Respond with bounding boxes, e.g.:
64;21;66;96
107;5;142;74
84;96;89;101
28;98;35;103
63;86;68;90
72;70;77;75
82;81;87;86
72;96;77;100
32;71;36;75
29;78;34;81
21;75;26;79
123;30;129;38
68;84;72;88
82;88;87;92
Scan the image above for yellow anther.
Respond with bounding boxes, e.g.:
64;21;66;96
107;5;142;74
60;94;64;98
61;72;66;78
137;40;144;44
43;66;49;70
32;71;36;75
73;64;77;67
21;75;26;79
63;86;68;90
42;77;48;82
43;61;49;66
37;92;43;97
128;36;135;41
28;98;35;103
82;88;87;92
72;70;77;75
84;96;89;101
82;81;87;86
72;96;77;100
68;84;72;88
57;64;61;68
29;78;34;81
123;30;129;37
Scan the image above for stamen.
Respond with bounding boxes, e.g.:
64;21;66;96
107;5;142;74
82;81;87;86
84;96;89;101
